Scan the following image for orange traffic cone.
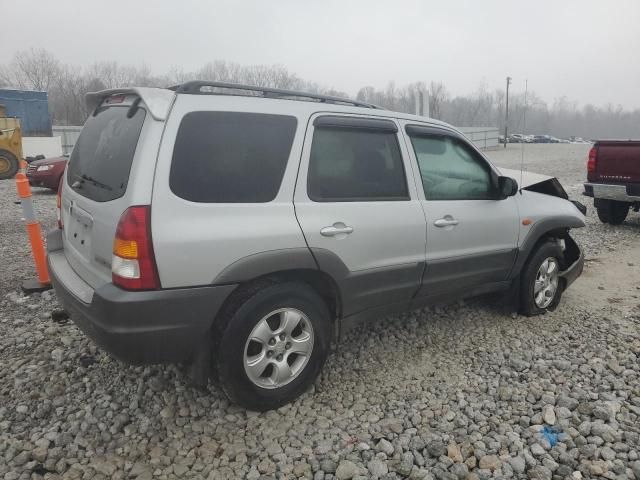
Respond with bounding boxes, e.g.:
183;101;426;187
15;171;51;293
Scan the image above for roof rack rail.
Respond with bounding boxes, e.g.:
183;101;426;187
169;81;382;109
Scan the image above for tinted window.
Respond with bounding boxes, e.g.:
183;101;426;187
67;106;146;202
170;112;297;203
409;135;495;200
308;127;408;201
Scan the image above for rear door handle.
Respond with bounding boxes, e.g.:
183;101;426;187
320;224;354;237
434;217;459;228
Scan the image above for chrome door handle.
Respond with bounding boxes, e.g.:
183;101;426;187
320;224;354;237
434;217;459;228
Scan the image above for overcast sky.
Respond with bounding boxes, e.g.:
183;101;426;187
4;0;640;108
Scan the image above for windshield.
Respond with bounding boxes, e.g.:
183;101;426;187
67;105;146;202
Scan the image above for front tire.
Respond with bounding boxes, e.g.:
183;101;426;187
216;282;331;411
596;199;629;225
520;242;565;316
0;149;19;180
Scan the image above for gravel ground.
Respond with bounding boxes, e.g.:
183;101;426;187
1;145;639;480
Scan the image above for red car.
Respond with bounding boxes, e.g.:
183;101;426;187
26;156;67;191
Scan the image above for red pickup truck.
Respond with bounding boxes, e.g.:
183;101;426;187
584;140;640;224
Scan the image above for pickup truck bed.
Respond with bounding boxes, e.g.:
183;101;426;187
584;140;640;224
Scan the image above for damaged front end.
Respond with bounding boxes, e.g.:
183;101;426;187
500;168;588;215
558;233;584;289
500;167;586;291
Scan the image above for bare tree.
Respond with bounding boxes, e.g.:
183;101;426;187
356;86;376;103
50;66;92;125
166;66;194;86
2;48;639;138
4;48;60;91
429;81;448;119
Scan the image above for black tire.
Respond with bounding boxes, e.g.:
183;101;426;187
0;149;19;180
520;241;565;316
216;282;331;411
596;199;629;225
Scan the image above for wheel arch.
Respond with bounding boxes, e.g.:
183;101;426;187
510;215;584;281
214;265;342;334
247;268;342;321
187;250;343;385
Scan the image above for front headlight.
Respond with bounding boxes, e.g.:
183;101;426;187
36;165;53;171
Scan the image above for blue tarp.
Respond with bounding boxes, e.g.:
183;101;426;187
0;89;52;136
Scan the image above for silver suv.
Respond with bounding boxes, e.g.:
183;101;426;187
48;82;585;410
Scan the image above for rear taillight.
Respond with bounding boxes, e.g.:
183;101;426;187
587;146;597;180
56;179;63;230
112;206;160;290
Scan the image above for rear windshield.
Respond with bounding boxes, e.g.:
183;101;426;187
170;112;297;203
67;105;146;202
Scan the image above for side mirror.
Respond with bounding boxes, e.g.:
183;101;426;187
497;176;518;199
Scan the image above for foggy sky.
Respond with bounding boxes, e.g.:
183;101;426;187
4;0;640;108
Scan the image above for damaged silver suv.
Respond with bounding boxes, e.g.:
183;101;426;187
48;82;585;410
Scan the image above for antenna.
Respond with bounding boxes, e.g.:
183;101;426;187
519;79;528;193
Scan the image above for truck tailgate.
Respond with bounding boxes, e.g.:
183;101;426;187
596;141;640;183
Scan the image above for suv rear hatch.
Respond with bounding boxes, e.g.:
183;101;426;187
591;140;640;183
61;94;154;290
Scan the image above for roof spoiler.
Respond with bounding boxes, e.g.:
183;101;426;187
85;87;175;121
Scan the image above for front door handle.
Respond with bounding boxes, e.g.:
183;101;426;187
434;216;459;228
320;223;354;237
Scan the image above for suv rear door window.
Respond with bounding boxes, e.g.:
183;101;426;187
307;126;408;201
67;105;146;202
170;112;297;203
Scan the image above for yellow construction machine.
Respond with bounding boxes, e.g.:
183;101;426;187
0;103;23;180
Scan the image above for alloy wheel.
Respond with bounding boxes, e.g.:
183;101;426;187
243;308;314;389
534;257;559;309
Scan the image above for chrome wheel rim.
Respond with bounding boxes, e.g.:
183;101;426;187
534;257;559;308
243;308;314;389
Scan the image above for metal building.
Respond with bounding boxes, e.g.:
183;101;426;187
0;89;52;136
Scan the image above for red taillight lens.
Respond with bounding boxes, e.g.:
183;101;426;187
111;206;160;290
56;179;63;230
587;147;597;173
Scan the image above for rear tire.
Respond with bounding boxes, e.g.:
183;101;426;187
520;242;565;316
596;199;629;225
216;282;331;411
0;149;19;180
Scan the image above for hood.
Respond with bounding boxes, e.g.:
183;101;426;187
499;167;568;200
30;156;68;166
498;167;554;188
499;167;587;215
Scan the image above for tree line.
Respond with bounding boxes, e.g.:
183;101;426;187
1;48;639;139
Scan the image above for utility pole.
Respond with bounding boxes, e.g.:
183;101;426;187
415;90;424;116
504;76;511;148
414;88;429;117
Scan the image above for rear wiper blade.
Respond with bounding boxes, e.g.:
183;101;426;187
77;174;113;191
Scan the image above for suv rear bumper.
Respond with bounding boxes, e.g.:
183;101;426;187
584;183;640;203
47;230;237;364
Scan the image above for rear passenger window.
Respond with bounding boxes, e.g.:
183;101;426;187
170;112;297;203
308;127;408;202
